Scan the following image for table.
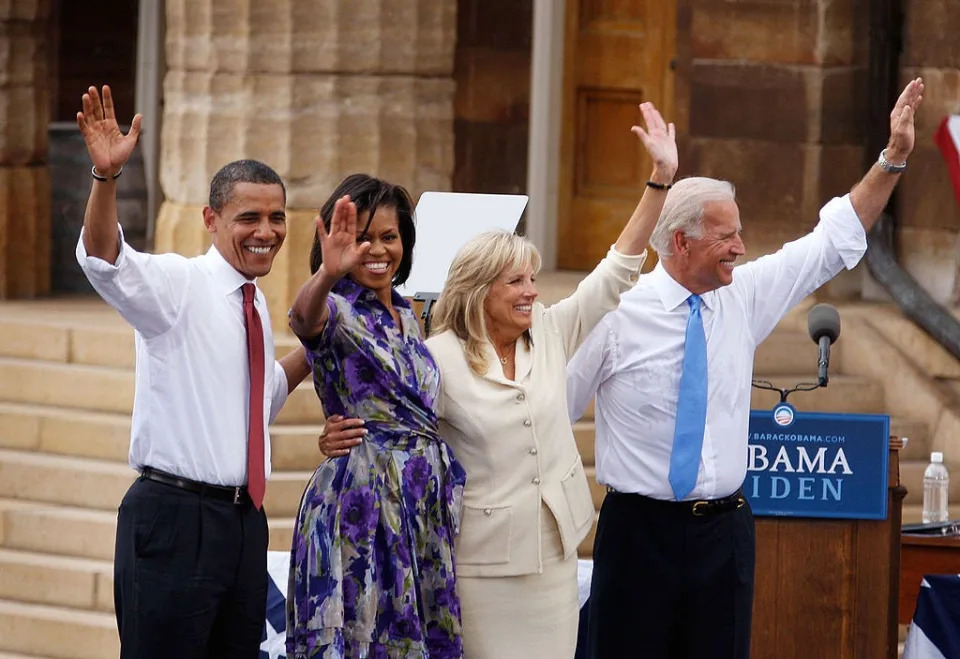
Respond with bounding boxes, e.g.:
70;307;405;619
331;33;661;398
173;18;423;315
899;534;960;625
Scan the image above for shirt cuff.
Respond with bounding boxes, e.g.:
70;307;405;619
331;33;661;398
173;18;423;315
820;195;867;270
75;224;128;275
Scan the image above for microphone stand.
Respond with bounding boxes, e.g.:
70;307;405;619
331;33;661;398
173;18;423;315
413;291;440;336
750;378;824;404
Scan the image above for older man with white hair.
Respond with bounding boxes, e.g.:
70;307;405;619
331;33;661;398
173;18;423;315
567;78;925;659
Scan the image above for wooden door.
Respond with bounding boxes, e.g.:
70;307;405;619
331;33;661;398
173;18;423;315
557;0;676;270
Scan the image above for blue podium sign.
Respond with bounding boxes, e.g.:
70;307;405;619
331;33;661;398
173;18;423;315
745;403;890;519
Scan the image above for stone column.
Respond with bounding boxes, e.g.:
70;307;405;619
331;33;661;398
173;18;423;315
0;0;50;298
897;0;960;304
156;0;457;330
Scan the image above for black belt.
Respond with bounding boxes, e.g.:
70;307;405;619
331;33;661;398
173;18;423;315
140;467;250;506
606;487;746;517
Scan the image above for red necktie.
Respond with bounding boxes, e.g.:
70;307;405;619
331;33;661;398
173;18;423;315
241;283;265;510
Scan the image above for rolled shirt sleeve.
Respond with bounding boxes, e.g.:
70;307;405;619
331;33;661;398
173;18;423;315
76;225;189;338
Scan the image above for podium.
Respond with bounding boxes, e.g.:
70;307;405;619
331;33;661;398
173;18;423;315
750;437;905;658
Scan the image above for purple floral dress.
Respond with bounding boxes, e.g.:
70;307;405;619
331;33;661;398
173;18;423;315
287;278;466;659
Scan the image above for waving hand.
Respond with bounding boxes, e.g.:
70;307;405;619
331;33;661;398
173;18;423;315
631;102;678;182
76;85;142;177
317;196;372;280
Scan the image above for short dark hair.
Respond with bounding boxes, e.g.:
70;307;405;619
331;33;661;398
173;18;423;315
208;160;286;212
310;173;416;288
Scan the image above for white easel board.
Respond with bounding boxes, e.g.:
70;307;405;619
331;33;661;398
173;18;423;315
396;192;528;297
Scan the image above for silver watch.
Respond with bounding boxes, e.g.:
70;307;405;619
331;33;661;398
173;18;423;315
877;148;907;174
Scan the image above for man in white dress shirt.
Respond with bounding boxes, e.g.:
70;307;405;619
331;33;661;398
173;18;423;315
74;85;310;659
567;79;925;658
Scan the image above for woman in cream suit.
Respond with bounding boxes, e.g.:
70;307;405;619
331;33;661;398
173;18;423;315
319;101;678;657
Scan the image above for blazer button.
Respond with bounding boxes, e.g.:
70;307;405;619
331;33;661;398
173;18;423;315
523;419;532;427
532;477;541;485
516;393;525;402
529;447;538;455
483;508;492;516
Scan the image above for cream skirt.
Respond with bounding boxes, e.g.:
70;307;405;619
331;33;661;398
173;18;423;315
457;505;579;658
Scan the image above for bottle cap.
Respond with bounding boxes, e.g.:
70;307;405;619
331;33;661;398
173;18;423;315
932;451;944;463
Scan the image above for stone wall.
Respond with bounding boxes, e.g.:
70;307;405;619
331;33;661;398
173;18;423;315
156;0;457;330
897;1;960;304
678;0;960;304
678;0;870;285
0;0;50;298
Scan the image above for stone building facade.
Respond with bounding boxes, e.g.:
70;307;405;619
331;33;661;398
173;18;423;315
2;0;959;323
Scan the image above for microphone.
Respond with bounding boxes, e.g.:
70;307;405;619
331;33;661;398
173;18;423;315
807;304;841;386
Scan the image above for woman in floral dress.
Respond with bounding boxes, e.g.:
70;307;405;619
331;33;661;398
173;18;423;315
285;174;465;658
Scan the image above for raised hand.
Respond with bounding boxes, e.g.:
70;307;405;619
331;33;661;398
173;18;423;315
317;196;371;280
887;77;924;163
76;85;142;177
631;102;678;182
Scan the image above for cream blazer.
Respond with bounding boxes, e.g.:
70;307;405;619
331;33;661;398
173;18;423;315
426;247;646;578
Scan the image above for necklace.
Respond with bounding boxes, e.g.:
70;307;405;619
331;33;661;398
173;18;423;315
499;356;508;364
495;343;513;365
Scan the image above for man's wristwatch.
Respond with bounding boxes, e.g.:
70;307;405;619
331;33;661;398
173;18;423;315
877;148;907;174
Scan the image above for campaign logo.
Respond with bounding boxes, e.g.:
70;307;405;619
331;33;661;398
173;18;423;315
773;404;795;427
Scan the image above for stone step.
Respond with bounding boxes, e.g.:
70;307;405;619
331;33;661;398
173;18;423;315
0;500;117;561
585;466;606;510
579;515;598;558
0;448;313;517
271;425;326;471
0;358;133;415
893;418;932;462
0;450;134;511
0;402;130;463
0;499;295;561
754;331;842;377
0;548;112;612
0;301;298;369
0;402;326;470
573;422;594;466
0;357;324;423
900;459;960;506
0;598;118;659
902;504;923;525
749;374;885;414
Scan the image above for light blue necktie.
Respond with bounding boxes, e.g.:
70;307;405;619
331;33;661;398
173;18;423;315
668;294;708;500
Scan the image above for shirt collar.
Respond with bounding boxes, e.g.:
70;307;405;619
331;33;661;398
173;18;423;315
203;246;256;297
333;276;411;309
650;262;714;312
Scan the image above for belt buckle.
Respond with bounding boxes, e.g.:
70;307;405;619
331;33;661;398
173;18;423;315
233;487;241;505
735;495;745;510
691;500;709;516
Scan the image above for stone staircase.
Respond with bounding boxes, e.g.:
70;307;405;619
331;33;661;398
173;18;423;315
0;291;958;657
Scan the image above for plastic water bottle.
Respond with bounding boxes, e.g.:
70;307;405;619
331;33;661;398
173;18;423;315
922;451;950;523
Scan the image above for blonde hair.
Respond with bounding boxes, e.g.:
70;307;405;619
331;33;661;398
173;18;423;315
431;231;542;376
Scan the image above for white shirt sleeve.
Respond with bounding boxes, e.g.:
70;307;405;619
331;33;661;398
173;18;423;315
544;246;645;360
566;316;615;423
76;225;191;338
268;361;289;424
734;194;867;345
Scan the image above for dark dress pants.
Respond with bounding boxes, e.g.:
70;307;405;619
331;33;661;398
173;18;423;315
587;491;755;659
113;476;269;659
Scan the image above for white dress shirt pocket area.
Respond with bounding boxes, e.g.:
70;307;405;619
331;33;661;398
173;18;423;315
455;504;514;566
560;456;594;532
